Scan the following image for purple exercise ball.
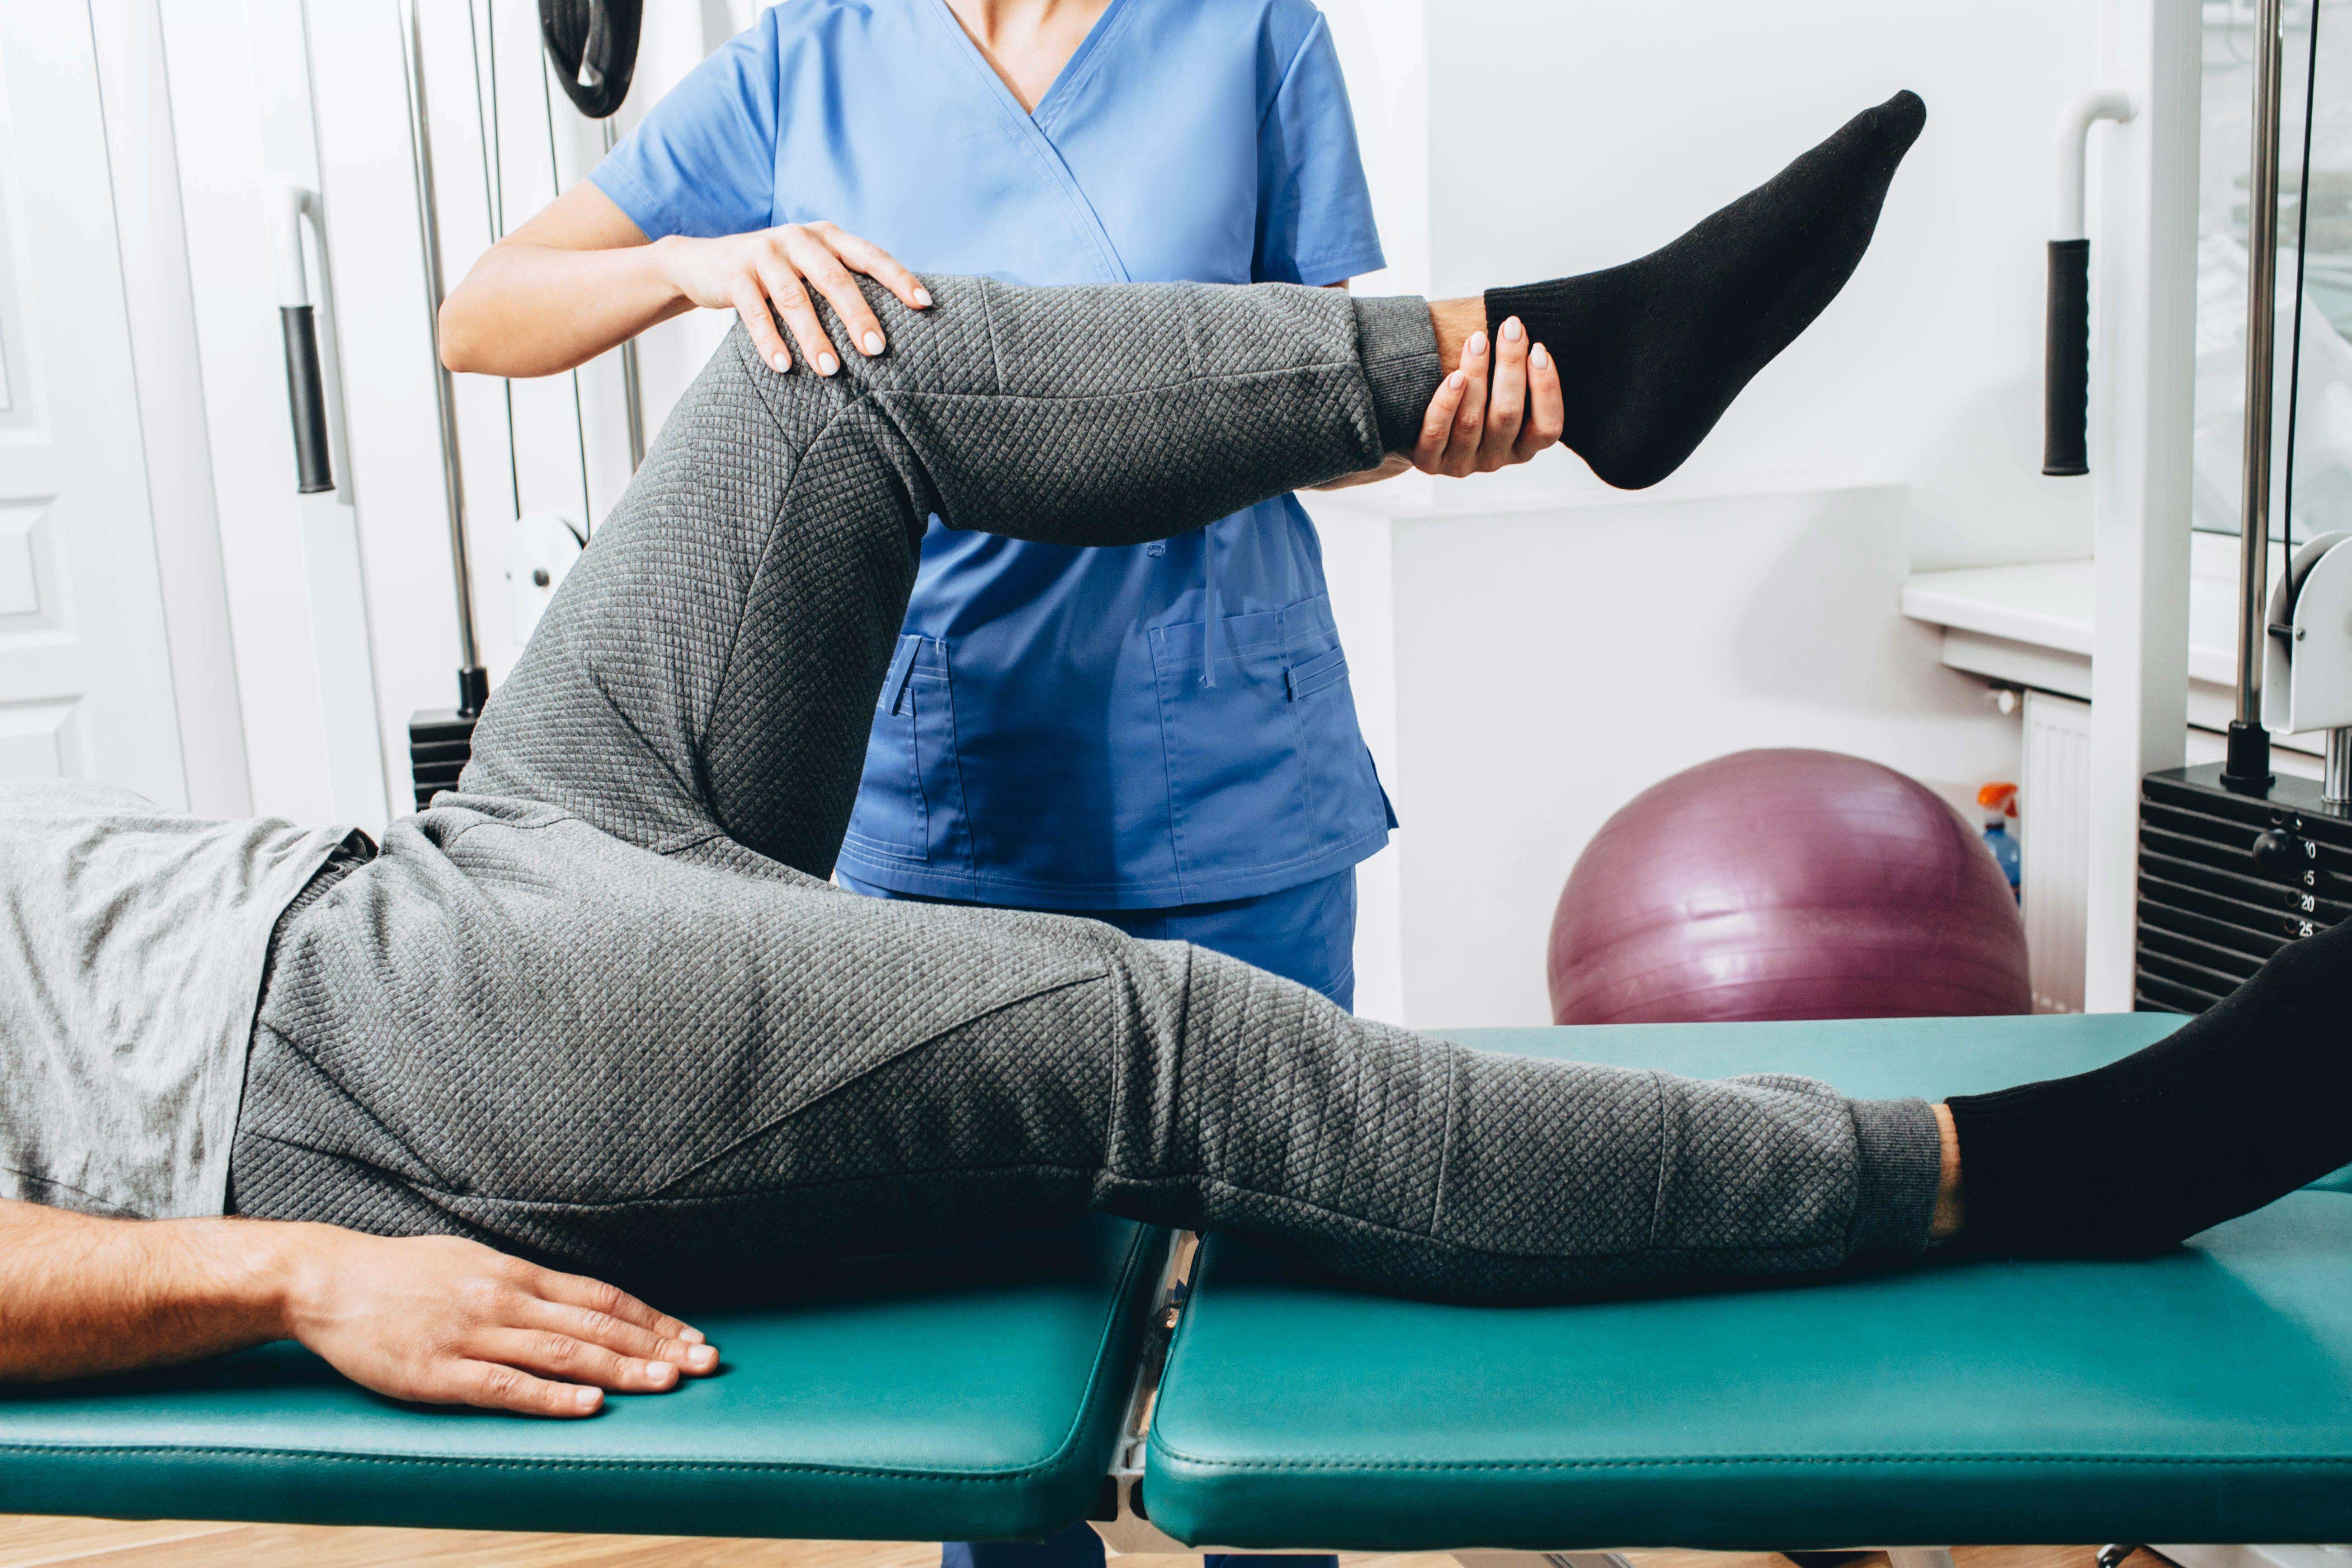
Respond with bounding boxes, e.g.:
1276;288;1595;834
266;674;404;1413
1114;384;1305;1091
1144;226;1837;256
1548;748;2031;1026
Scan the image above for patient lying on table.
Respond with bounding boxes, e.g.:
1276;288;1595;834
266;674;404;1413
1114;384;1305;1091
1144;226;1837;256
4;90;2343;1419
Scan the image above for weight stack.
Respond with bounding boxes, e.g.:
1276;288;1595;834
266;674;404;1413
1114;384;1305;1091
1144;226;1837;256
2137;763;2352;1012
408;709;478;812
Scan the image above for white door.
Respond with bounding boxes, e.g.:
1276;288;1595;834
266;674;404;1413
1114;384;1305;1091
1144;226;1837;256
0;3;188;804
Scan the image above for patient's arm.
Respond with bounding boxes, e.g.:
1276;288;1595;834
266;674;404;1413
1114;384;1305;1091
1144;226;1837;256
0;1199;715;1416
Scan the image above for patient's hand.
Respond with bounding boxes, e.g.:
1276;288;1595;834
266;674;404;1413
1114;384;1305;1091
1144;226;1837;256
0;1199;714;1418
284;1228;716;1417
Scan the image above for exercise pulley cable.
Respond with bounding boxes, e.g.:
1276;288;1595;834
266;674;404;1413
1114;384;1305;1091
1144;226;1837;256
469;0;526;526
2281;0;2322;558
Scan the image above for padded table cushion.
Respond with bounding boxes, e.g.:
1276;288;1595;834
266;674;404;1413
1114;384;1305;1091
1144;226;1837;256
0;1216;1164;1541
1145;1013;2352;1550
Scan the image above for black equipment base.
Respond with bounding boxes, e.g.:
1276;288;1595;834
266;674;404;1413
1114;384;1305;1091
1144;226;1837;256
2137;763;2352;1013
408;708;478;813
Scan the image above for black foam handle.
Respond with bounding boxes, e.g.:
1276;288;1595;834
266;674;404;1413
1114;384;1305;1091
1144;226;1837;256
280;304;334;495
2044;238;2091;477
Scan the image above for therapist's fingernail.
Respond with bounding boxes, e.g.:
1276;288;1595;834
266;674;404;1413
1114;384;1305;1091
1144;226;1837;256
817;352;839;376
1502;317;1524;343
575;1387;600;1411
863;331;885;355
771;352;790;372
1444;370;1463;391
914;287;934;308
1531;344;1549;368
1466;331;1487;357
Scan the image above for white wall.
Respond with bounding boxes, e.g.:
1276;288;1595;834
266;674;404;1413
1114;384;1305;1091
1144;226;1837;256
1418;0;2101;573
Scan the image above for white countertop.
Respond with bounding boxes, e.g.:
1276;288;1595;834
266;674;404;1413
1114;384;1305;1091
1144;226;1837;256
1899;549;2240;687
1898;533;2330;758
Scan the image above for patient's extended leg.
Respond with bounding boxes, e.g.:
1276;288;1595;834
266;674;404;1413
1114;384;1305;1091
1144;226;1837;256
1948;913;2352;1257
238;852;1952;1303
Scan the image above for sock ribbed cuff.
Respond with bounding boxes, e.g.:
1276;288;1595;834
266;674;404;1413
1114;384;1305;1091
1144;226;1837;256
1480;282;1548;343
1941;1083;2089;1254
1352;295;1443;455
1847;1096;1944;1262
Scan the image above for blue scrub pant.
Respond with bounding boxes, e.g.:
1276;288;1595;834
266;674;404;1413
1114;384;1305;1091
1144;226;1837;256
842;867;1354;1568
837;866;1358;1009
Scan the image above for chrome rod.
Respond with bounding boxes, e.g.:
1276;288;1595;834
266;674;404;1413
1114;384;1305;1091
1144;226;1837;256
2327;727;2351;805
399;0;484;681
2238;0;2288;726
600;117;647;471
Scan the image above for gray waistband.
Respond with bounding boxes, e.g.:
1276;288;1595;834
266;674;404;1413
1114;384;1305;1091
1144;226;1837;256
261;830;377;989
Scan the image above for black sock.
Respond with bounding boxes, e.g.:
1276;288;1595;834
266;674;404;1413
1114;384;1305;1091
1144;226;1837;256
1947;916;2352;1256
1485;90;1925;490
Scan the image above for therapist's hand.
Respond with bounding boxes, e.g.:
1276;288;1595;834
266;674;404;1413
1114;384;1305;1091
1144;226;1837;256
1409;315;1563;478
1310;312;1563;490
655;221;931;377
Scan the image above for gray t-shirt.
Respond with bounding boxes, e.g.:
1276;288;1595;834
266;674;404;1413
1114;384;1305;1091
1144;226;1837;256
0;781;351;1218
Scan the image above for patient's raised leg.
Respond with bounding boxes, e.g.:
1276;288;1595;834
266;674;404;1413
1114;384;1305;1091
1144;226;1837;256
458;276;1442;874
462;83;1929;875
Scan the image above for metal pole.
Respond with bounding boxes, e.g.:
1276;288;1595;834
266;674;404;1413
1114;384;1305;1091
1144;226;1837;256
399;0;488;715
599;117;647;471
2226;0;2287;790
2327;727;2352;805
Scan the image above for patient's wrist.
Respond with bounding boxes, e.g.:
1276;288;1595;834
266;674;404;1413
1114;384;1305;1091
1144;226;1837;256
1428;297;1481;374
212;1217;323;1347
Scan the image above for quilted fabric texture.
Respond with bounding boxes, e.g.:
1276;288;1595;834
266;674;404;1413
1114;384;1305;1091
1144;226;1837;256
230;274;1942;1301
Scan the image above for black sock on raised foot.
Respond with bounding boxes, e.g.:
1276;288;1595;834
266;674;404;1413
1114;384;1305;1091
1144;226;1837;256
1946;916;2352;1257
1486;89;1926;490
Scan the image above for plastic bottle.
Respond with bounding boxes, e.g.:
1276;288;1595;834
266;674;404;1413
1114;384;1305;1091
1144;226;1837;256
1978;782;2021;903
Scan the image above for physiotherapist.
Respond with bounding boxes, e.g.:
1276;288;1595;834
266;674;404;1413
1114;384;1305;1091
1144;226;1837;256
441;3;1554;1551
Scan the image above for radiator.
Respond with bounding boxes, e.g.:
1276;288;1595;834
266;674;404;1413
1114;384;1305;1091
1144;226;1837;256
2020;690;2094;1014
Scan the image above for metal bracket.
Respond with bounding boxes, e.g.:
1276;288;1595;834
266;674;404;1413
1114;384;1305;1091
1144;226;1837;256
1453;1552;1641;1568
1091;1231;1200;1557
2055;88;2137;241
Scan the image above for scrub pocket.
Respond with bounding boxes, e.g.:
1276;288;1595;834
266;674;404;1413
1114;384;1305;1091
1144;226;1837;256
1149;598;1390;885
843;634;970;868
1279;633;1394;847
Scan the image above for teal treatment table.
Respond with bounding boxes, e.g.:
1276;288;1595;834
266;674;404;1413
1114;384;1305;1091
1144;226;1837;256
9;1014;2352;1555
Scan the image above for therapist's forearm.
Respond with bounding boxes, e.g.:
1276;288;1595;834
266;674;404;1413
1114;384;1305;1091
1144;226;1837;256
441;238;693;379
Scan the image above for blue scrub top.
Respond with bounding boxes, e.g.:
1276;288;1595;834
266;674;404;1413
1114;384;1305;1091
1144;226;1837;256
592;0;1394;909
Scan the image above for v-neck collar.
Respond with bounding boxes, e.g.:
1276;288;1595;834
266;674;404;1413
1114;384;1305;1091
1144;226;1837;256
925;0;1135;131
918;0;1134;284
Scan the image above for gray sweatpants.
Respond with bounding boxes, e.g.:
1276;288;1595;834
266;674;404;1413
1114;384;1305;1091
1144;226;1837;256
231;277;1943;1300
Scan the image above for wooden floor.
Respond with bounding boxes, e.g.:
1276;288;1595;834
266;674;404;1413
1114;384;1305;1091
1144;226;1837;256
0;1522;2168;1568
